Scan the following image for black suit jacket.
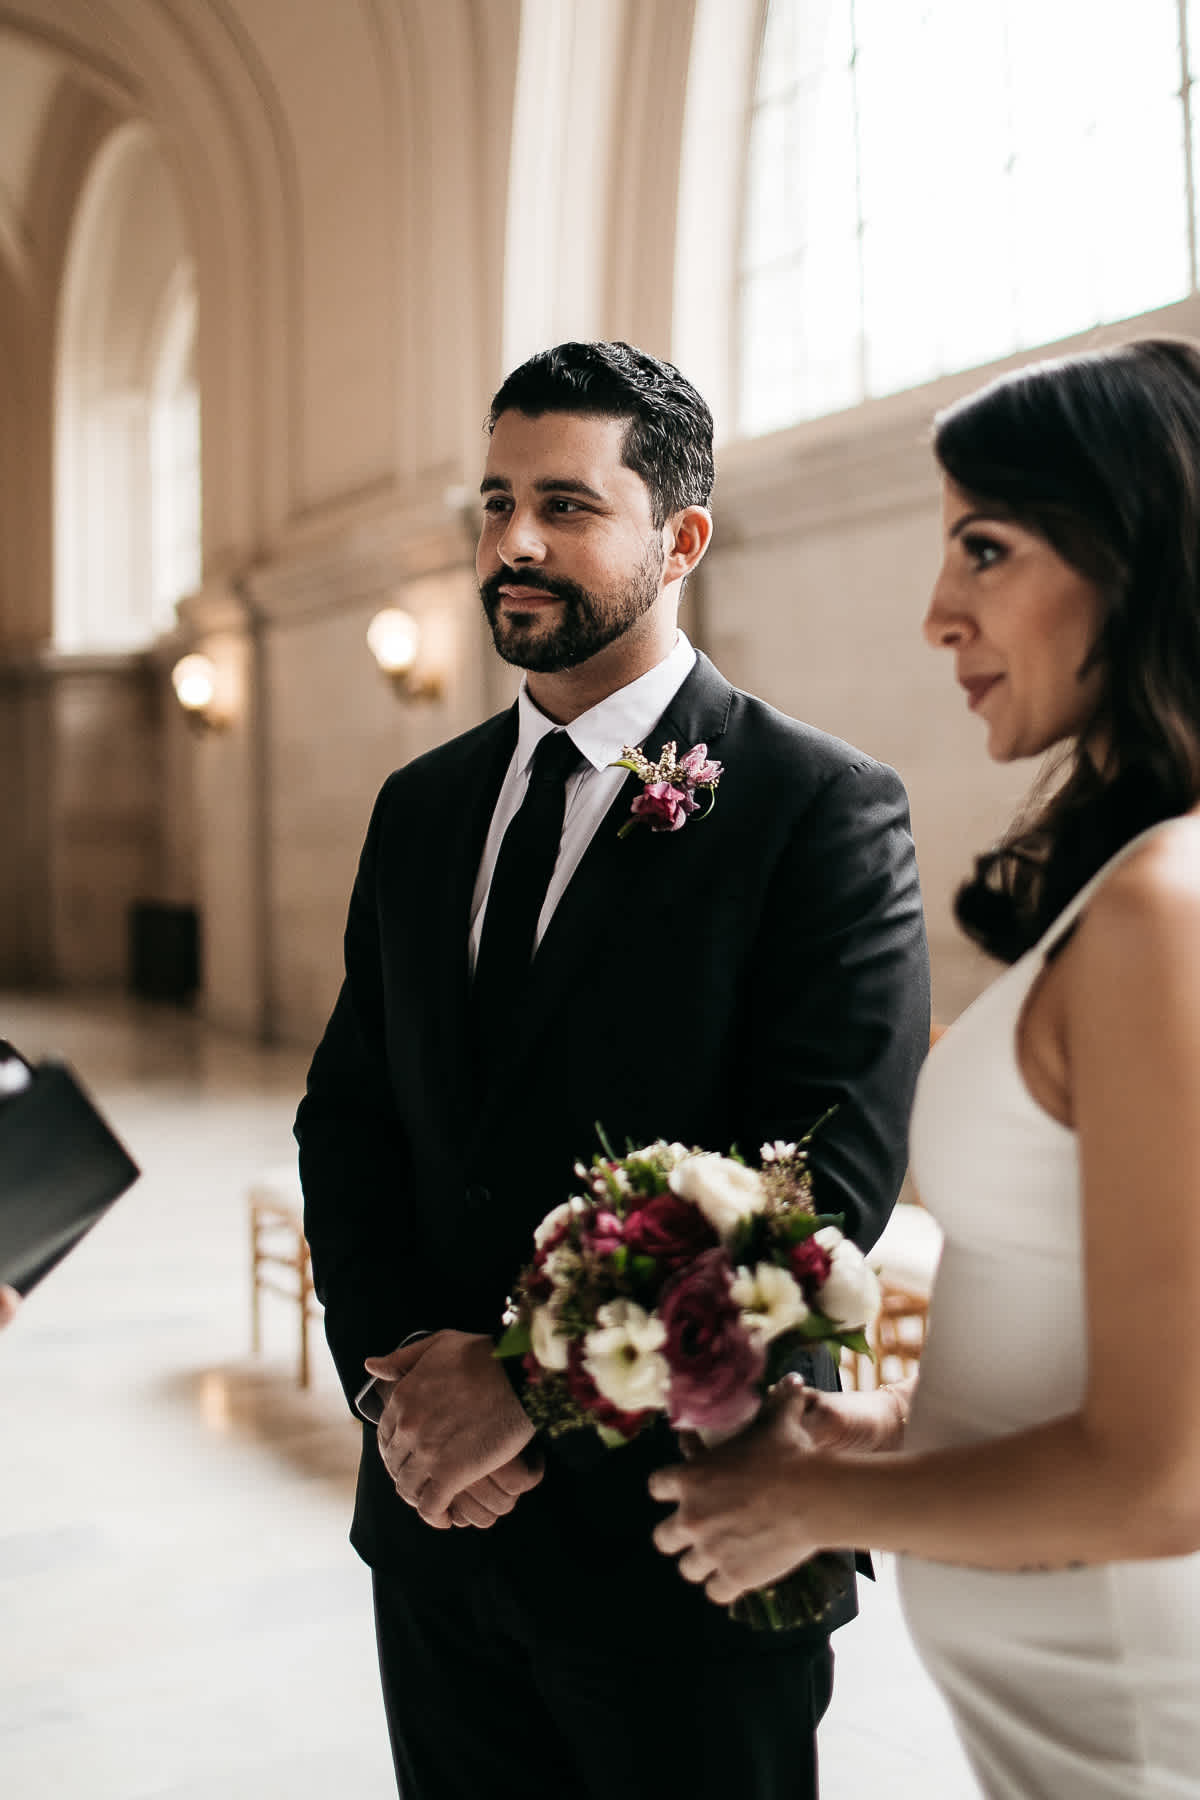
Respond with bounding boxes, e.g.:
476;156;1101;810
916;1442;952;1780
296;653;930;1648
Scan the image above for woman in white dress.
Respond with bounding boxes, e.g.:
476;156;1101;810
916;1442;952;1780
650;338;1200;1799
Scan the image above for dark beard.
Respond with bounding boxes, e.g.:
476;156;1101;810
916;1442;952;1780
479;539;663;673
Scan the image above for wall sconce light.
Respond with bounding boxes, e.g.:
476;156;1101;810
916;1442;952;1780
366;607;443;701
171;653;230;732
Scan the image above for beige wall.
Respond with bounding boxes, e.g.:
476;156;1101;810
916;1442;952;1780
0;0;1194;1044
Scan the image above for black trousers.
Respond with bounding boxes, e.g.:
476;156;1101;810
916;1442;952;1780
372;1560;835;1800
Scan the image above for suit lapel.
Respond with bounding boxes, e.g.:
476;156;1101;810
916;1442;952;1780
470;655;735;1139
419;709;517;1137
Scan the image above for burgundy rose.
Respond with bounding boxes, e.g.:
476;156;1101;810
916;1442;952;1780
788;1236;833;1303
624;1193;720;1271
525;1267;556;1305
565;1339;650;1439
658;1246;765;1434
629;782;699;833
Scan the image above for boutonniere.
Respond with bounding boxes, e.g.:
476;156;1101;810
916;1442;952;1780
611;741;724;839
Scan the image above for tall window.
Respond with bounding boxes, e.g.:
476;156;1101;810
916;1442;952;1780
149;280;202;635
740;0;1200;435
56;124;201;651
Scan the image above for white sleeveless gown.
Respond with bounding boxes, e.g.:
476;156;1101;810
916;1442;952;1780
899;824;1200;1799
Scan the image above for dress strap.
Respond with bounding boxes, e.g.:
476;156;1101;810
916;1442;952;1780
1037;817;1181;958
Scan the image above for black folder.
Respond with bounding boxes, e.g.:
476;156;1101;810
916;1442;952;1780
0;1041;140;1293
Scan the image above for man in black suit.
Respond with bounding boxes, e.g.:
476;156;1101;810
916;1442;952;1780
296;341;929;1799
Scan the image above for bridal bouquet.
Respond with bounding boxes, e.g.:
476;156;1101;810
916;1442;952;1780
495;1123;880;1630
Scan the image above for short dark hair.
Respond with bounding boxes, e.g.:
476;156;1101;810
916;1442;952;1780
487;341;715;527
934;338;1200;961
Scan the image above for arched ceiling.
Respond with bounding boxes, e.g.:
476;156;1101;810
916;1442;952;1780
0;26;65;284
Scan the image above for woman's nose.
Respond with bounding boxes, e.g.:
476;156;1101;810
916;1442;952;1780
923;575;972;649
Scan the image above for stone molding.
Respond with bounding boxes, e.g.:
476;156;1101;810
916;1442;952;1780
234;494;478;630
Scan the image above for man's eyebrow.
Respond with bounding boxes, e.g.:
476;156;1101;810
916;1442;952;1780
478;474;608;503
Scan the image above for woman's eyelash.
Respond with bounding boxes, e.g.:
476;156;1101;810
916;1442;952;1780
961;533;1004;569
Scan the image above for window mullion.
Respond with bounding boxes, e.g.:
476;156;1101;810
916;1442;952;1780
1181;0;1198;293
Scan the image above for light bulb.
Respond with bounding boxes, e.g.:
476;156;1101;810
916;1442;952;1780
366;608;421;675
172;653;217;712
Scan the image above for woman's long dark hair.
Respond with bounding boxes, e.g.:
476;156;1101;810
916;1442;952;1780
934;338;1200;963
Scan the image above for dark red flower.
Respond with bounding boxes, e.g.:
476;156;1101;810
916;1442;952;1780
788;1236;833;1302
624;1193;720;1271
658;1247;764;1434
525;1267;555;1305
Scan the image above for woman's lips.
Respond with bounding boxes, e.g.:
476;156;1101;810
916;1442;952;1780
962;674;1003;710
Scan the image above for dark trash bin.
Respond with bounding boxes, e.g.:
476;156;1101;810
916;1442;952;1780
128;901;200;1004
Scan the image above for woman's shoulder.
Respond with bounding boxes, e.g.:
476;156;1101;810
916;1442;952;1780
1075;812;1200;965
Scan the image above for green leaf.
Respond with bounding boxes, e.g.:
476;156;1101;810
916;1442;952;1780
729;1219;757;1263
594;1121;617;1162
630;1254;657;1284
596;1424;634;1449
603;1165;626;1205
839;1329;872;1357
494;1319;531;1359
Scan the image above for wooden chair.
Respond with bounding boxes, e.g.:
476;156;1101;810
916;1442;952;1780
248;1166;321;1387
842;1021;945;1390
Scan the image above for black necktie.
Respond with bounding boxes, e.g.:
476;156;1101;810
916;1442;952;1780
472;730;585;1074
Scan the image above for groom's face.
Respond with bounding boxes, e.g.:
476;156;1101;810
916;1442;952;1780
477;409;667;672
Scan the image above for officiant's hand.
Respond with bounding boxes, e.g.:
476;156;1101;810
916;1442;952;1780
364;1330;542;1528
649;1385;832;1603
0;1285;20;1329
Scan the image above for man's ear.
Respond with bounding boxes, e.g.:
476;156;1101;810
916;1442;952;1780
662;506;713;584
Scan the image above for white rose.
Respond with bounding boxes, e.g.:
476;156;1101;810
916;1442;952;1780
730;1262;809;1344
814;1229;882;1332
530;1298;569;1371
668;1154;765;1241
534;1196;588;1249
582;1300;670;1414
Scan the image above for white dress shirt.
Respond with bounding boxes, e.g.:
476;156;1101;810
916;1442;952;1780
468;632;698;968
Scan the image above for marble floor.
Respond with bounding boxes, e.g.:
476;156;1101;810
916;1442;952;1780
0;990;978;1799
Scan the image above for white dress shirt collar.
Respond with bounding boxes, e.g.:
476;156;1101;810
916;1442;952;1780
513;631;698;775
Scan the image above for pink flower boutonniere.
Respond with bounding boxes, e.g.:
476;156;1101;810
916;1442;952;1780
612;740;724;840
